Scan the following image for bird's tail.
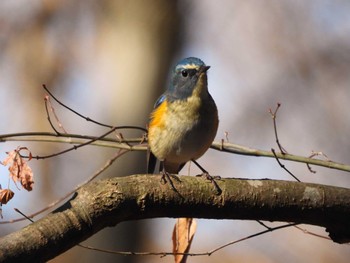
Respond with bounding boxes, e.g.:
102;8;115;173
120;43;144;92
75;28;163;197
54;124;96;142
147;155;196;262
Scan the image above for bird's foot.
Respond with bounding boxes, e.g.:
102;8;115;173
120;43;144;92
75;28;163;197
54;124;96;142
160;171;181;191
196;172;222;195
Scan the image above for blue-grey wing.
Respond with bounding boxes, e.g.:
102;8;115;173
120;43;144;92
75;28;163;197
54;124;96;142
147;150;157;174
154;94;166;109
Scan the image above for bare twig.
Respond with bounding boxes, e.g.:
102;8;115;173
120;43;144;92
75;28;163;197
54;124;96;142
210;141;350;173
0;149;129;224
269;103;287;154
1;132;349;173
307;151;331;174
78;222;298;257
272;148;300;182
268;103;300;181
14;208;34;223
206;222;299;256
293;225;348;245
293;225;331;240
31;128;119;159
42;84;147;133
38;85;147;160
44;95;68;134
256;220;272;230
44;95;62;135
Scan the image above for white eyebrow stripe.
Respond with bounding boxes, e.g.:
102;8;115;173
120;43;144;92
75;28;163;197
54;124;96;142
176;64;200;70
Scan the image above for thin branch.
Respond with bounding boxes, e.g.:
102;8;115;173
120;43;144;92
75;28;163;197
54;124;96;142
1;132;350;173
269;103;287;154
78;223;298;258
0;149;129;224
210;141;350;173
293;225;331;241
30;128;119;159
307;151;330;174
43;84;147;133
206;222;299;256
14;208;34;223
44;95;62;135
43;84;111;129
256;220;272;230
45;95;68;134
0;132;142;145
272;148;301;182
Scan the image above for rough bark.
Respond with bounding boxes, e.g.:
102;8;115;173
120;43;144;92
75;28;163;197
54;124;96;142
0;175;349;262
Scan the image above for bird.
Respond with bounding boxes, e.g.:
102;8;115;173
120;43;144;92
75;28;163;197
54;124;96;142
147;57;219;187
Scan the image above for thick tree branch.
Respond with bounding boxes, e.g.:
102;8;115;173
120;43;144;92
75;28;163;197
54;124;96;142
0;175;349;262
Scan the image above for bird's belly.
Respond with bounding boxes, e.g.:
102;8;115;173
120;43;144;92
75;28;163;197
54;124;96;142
148;101;218;163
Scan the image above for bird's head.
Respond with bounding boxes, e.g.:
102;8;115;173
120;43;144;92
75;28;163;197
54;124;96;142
167;57;210;101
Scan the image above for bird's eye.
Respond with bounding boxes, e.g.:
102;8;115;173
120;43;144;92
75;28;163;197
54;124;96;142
181;70;188;77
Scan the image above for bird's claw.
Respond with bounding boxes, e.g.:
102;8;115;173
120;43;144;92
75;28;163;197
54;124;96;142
196;172;222;195
160;171;181;191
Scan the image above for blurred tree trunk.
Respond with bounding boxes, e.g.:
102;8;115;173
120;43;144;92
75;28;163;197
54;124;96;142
0;1;182;262
82;2;182;263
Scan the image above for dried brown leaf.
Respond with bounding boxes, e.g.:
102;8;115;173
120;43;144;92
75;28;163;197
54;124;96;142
172;218;197;263
19;162;34;191
1;147;34;191
1;150;17;166
0;189;15;204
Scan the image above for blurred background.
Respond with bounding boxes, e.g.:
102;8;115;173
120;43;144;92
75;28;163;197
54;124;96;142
1;0;350;262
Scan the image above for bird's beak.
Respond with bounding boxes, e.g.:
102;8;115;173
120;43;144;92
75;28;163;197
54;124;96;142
199;65;210;74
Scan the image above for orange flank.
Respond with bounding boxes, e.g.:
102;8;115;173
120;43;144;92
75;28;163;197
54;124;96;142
149;99;167;130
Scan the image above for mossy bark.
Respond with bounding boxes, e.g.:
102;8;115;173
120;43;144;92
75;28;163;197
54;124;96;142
0;175;349;262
